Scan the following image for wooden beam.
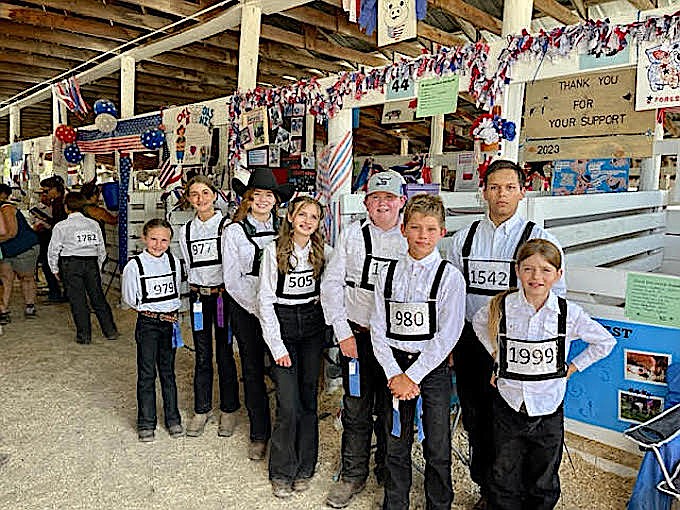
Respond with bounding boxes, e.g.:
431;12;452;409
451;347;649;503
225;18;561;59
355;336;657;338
570;0;587;19
627;0;655;10
417;22;468;48
0;35;99;63
533;0;580;25
0;20;119;52
429;0;502;35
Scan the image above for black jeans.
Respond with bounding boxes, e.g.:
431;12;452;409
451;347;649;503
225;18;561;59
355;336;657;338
228;295;271;442
60;256;117;342
339;324;387;484
269;302;325;483
189;290;240;414
488;393;563;510
383;352;453;510
37;230;63;299
135;314;181;431
452;320;495;494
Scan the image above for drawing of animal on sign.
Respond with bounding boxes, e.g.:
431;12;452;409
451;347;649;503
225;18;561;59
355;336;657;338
378;0;417;48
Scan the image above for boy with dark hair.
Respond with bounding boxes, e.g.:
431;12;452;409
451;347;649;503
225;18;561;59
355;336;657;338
371;194;466;510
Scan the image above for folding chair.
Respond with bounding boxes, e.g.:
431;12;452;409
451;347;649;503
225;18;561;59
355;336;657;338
625;403;680;500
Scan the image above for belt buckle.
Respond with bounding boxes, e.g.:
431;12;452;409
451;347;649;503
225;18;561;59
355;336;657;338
199;287;211;296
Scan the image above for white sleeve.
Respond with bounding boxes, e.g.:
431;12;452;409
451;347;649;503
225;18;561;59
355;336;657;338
445;228;467;275
178;221;190;269
257;244;287;360
173;255;182;300
222;225;258;315
47;224;64;275
96;223;106;268
568;303;616;372
320;227;353;342
472;304;495;357
121;259;141;310
370;266;401;381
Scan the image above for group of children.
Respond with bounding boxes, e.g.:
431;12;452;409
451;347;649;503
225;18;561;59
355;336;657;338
43;159;616;510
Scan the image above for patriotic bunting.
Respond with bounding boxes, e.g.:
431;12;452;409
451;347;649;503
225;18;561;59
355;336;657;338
77;115;162;154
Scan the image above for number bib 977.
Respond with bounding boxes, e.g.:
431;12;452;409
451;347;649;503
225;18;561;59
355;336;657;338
189;239;218;263
144;274;176;300
499;337;566;381
75;230;99;246
467;259;510;292
387;302;430;338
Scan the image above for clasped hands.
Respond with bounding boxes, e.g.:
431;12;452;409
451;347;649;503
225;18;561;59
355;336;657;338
389;373;420;400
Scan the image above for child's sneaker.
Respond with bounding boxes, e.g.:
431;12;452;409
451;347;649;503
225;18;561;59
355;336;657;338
24;305;37;319
0;311;10;325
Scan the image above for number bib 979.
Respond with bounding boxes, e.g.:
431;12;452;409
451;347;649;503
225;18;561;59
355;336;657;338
387;302;430;338
145;274;176;300
467;259;510;292
75;230;99;246
499;337;566;381
189;239;218;263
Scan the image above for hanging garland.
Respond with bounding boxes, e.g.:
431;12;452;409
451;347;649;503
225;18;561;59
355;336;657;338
226;11;680;169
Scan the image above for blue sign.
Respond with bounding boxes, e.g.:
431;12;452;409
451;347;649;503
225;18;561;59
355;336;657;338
565;318;679;432
386;74;416;101
552;158;629;195
579;45;631;71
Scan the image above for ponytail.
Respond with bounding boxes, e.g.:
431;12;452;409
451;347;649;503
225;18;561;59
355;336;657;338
487;288;518;357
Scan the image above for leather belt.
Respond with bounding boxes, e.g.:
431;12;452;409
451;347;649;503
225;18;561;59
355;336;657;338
139;310;179;323
345;280;358;288
349;321;369;333
189;285;225;296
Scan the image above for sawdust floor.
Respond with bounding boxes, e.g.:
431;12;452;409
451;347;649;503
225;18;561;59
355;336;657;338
0;290;638;509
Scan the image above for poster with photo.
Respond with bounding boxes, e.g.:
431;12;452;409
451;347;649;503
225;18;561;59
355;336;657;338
292;103;305;116
290;117;304;137
247;148;268;167
268;145;281;167
242;107;269;149
289;139;302;156
624;349;671;386
552;158;629;195
301;152;315;170
269;105;283;130
618;390;664;424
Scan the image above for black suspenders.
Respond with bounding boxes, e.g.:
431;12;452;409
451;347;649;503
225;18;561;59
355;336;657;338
239;218;276;277
134;253;178;303
185;216;229;268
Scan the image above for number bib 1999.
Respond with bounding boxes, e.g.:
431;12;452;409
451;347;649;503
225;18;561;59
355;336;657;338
467;259;510;292
75;230;99;246
277;269;318;300
387;302;430;338
499;337;566;381
189;239;218;264
144;274;176;301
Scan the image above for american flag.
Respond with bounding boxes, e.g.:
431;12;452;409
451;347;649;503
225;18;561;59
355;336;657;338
77;114;161;154
158;157;181;189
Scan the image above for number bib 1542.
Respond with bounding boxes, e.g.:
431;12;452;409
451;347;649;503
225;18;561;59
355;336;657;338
387;302;430;338
189;239;218;263
145;274;176;300
499;337;566;381
467;259;510;292
75;230;99;246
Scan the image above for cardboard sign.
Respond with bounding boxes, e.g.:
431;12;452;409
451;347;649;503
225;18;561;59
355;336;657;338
524;68;655;139
522;134;653;162
381;100;417;124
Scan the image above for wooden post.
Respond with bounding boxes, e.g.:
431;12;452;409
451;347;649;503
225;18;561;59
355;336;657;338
120;55;136;119
500;0;533;163
639;117;664;191
400;137;409;156
430;114;444;184
52;88;67;132
9;105;20;142
238;2;262;92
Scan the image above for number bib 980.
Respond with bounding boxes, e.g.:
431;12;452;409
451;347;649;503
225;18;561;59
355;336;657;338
500;337;565;380
190;239;218;263
75;230;99;246
467;259;510;292
145;274;176;300
387;302;430;338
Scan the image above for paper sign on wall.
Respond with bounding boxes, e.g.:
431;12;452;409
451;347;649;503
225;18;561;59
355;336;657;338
377;0;417;47
625;272;680;328
416;76;459;118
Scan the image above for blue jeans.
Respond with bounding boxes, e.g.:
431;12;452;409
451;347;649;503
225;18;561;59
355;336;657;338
135;314;181;431
383;351;453;510
189;290;239;414
269;301;325;483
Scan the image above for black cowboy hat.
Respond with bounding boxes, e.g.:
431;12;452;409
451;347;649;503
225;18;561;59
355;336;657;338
232;168;294;203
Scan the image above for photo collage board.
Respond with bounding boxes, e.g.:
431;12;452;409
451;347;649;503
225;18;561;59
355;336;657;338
241;104;317;194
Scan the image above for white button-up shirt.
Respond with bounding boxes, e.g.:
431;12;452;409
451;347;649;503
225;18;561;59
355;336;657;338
258;241;333;360
472;289;616;416
122;251;182;313
178;211;227;287
445;211;566;321
222;214;276;315
370;250;466;385
47;212;106;274
321;219;407;342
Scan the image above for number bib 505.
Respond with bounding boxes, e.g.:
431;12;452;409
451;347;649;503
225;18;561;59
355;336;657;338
466;259;510;293
74;230;99;246
277;269;319;300
387;302;431;339
189;239;218;264
499;337;566;381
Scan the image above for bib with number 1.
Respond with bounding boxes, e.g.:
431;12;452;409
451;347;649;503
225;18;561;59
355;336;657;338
467;259;511;292
499;337;565;380
74;230;99;246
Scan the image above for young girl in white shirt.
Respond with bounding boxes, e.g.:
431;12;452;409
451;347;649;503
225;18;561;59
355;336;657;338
472;239;615;510
258;196;331;498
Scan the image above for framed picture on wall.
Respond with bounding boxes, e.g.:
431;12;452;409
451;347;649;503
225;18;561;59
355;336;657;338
624;349;671;386
268;145;281;167
247;148;268;167
618;390;664;423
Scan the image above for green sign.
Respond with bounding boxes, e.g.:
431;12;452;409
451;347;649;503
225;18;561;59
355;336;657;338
625;272;680;328
416;75;459;118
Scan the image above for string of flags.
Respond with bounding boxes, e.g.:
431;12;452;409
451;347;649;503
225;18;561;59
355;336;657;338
52;77;89;119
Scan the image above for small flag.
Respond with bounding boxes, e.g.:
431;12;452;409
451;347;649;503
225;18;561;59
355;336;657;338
158;158;181;189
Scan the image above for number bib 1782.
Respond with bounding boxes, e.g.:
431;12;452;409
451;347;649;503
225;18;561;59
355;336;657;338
499;337;566;381
365;258;392;288
144;274;176;300
75;230;99;246
467;259;510;292
387;302;430;338
189;239;218;263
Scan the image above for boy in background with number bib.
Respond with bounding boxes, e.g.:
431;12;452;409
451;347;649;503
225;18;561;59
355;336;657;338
371;194;466;510
122;219;184;442
48;192;118;344
445;160;565;509
322;170;407;509
473;239;614;510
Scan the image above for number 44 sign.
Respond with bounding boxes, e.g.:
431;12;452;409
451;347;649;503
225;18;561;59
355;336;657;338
386;74;415;101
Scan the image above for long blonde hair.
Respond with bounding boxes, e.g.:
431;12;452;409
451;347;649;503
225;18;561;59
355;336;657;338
276;196;325;279
487;238;562;354
232;188;280;223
